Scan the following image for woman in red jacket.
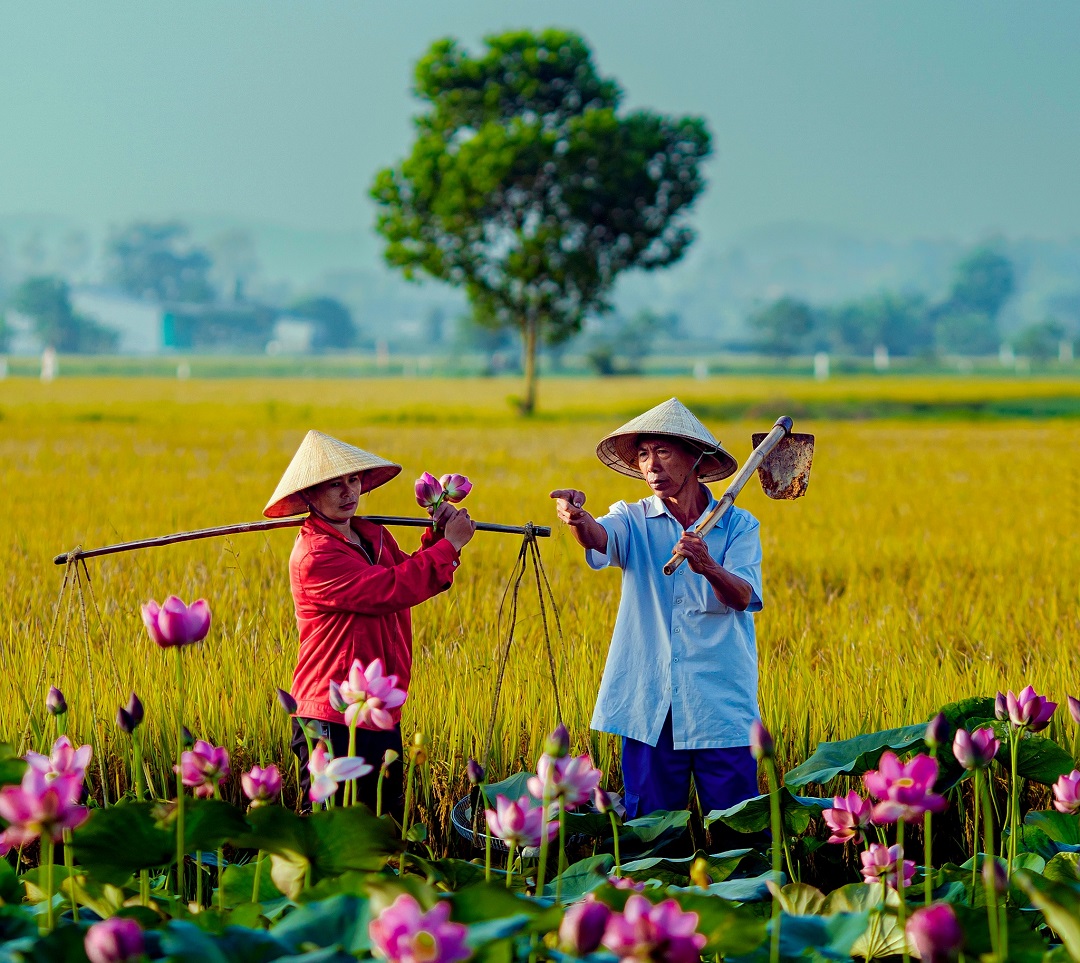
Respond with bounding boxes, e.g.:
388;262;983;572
264;430;476;810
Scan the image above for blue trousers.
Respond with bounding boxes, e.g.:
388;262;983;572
621;711;759;819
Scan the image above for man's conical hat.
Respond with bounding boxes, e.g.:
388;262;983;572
263;430;401;518
596;397;738;482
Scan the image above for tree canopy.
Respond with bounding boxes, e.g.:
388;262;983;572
371;28;711;412
106;222;214;303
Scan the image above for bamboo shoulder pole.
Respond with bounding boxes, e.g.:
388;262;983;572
54;516;550;565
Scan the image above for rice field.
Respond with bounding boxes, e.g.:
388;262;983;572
2;375;1078;841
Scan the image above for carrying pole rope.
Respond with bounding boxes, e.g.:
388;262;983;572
480;524;565;775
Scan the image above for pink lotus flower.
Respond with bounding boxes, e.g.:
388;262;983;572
952;727;1000;770
994;691;1007;720
241;764;282;807
860;842;915;890
308;740;373;805
24;734;92;783
141;596;211;648
0;768;88;851
333;658;408;731
484;794;557;849
1052;769;1080;814
528;754;603;809
438;473;472;503
906;903;964;963
601;894;706;963
608;875;646;892
414;472;444;510
175;740;230;798
863;751;947;823
370;893;471;963
822;790;873;844
1005;685;1057;731
560;897;611;955
924;713;949;751
84;916;146;963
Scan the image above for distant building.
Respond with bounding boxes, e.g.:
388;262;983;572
266;315;316;354
71;287;166;354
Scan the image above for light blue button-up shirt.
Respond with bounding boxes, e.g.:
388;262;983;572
585;492;763;750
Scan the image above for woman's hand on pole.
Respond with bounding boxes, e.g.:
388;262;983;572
443;505;477;551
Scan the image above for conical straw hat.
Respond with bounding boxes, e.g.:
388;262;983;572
263;430;401;518
596;397;738;483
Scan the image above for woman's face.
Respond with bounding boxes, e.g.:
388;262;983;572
307;472;363;522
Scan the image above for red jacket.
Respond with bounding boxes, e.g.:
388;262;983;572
289;514;460;725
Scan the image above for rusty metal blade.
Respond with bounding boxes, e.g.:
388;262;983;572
751;432;815;499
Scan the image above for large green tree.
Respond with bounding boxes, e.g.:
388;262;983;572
371;29;711;413
12;276;117;353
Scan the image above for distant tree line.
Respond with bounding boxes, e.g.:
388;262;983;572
1;222;358;354
748;246;1070;360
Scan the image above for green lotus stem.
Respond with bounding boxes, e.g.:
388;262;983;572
346;720;358;807
555;801;567;904
607;810;621;876
63;828;78;920
376;766;386;817
896;820;909;963
923;808;933;906
214;785;225;912
1007;725;1023;879
534;767;555;895
401;753;417;878
133;729;151;906
505;840;517;890
765;757;782;963
174;649;186;898
252;851;264;904
196;852;203;907
970;769;981;902
42;834;55;933
980;781;1003;961
481;782;492;884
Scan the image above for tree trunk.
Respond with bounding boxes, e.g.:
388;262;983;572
520;310;539;416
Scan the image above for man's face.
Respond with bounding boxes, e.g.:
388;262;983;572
307;472;363;522
636;436;699;499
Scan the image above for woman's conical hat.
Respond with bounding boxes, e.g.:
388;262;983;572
596;397;738;482
263;430;401;518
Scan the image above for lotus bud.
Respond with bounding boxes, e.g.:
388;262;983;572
276;687;298;715
1068;695;1080;726
328;681;349;713
466;757;485;786
117;707;135;734
84;916;145;963
994;692;1007;721
593;787;609;814
46;686;67;717
125;693;144;729
438;473;473;503
413;472;444;510
382;748;400;771
750;720;775;761
558;897;611;955
924;713;949;752
181;726;195;749
905;903;964;963
544;723;570;759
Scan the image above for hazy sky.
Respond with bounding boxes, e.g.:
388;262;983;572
2;1;1078;245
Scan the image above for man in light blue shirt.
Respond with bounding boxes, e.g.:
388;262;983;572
551;398;762;818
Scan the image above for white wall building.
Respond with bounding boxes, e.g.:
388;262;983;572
71;287;165;354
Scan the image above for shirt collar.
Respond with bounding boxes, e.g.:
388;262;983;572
644;489;725;530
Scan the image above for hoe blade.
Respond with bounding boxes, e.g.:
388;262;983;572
751;432;815;500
